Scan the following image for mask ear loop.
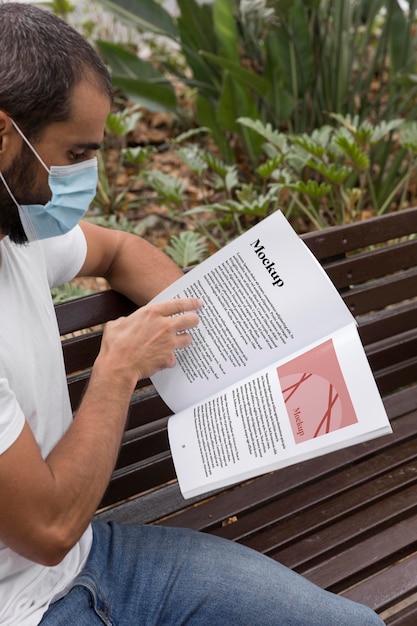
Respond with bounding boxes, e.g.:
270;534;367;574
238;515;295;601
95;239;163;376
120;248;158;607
0;170;21;210
0;118;48;215
10;119;50;174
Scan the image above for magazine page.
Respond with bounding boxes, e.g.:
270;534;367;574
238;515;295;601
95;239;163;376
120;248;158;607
151;211;356;412
168;324;392;499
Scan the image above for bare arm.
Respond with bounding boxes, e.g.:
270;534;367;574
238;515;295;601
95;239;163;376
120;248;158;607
0;298;202;565
0;220;202;565
78;220;184;303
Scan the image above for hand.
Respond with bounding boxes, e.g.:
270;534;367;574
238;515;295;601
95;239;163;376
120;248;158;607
97;297;203;383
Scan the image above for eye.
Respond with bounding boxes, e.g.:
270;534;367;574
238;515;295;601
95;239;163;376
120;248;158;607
68;150;88;161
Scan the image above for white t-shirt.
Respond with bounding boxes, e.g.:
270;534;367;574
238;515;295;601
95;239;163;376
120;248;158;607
0;227;93;625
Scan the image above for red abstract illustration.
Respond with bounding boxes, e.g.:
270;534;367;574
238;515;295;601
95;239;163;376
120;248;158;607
277;339;358;443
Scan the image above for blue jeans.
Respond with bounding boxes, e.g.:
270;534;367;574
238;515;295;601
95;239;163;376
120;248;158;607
40;521;384;625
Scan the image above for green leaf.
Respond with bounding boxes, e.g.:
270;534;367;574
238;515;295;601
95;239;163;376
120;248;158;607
177;0;217;54
216;72;243;131
105;108;142;137
172;128;210;145
122;146;153;166
202;152;230;178
176;0;225;94
224;166;240;192
256;156;284;179
97;41;177;112
143;170;187;205
176;0;221;92
305;160;352;185
176;146;208;176
292;135;326;159
213;0;239;62
238;117;288;152
388;0;414;74
217;73;264;162
331;114;403;147
200;51;270;97
334;136;370;171
284;180;332;199
165;231;209;268
264;31;296;127
110;76;177;112
400;121;417;152
369;119;404;145
274;0;314;97
97;41;162;80
353;123;376;146
196;95;234;161
235;185;278;215
51;282;92;304
95;0;178;38
335;117;401;148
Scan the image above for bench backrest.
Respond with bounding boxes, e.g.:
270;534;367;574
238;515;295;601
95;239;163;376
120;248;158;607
55;207;417;510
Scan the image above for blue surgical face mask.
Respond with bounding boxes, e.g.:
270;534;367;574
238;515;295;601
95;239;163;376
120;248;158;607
0;120;98;241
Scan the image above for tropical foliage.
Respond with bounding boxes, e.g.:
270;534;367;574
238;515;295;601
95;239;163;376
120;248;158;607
94;0;417;163
46;0;417;271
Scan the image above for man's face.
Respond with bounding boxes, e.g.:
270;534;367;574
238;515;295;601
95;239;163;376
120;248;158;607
0;79;111;244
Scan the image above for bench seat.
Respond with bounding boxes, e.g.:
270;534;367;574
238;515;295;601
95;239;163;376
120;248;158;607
56;207;417;624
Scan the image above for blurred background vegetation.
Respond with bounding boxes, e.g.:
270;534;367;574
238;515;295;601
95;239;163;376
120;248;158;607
41;0;417;281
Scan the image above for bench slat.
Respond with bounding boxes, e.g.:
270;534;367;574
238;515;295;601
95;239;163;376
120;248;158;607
300;513;417;591
62;331;102;373
366;329;417;371
56;289;136;335
360;303;417;344
343;552;417;614
374;357;417;395
302;207;417;258
100;453;176;509
322;238;417;289
383;593;417;625
115;417;169;468
343;268;417;315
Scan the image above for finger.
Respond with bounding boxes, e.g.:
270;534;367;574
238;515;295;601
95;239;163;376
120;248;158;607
154;297;203;318
173;311;200;333
175;331;193;350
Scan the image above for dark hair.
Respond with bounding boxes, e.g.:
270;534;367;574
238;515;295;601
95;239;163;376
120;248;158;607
0;3;113;138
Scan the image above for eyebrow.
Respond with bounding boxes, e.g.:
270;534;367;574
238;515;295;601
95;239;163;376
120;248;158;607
74;142;102;151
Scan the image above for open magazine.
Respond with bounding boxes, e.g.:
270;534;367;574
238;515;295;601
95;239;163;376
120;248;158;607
150;210;392;499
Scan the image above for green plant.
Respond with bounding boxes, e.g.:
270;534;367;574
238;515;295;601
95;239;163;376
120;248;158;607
93;103;154;215
95;0;267;162
174;113;417;243
142;170;188;209
51;282;92;304
94;0;417;165
43;0;75;19
86;212;148;234
240;114;417;225
85;97;417;255
165;230;209;267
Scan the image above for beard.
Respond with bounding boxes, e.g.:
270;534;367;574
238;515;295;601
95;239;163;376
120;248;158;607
0;192;28;245
0;143;49;245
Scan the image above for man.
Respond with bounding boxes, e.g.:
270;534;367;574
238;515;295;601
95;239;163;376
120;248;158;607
0;3;385;625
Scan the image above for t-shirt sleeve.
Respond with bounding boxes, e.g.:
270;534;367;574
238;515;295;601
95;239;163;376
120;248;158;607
40;225;88;288
0;379;25;455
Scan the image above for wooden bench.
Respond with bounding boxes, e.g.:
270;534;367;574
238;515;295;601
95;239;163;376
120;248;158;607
55;207;417;625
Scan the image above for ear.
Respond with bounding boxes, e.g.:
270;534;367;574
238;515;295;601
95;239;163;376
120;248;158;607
0;111;19;169
0;110;11;149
